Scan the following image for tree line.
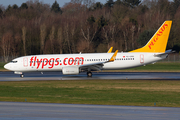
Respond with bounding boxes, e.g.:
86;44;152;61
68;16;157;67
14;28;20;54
0;0;180;62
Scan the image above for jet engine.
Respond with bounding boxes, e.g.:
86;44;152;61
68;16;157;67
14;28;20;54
62;66;79;75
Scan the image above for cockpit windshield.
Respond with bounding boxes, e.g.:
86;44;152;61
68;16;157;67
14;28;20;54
11;61;17;63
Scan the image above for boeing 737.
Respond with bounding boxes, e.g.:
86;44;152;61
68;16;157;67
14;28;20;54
4;21;172;77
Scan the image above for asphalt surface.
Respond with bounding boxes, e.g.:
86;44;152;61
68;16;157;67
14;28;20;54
1;72;180;119
0;102;180;120
0;71;180;81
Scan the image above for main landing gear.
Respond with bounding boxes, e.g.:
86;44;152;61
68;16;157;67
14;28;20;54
87;71;92;77
20;74;24;78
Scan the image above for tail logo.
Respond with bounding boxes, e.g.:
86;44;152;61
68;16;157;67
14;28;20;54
148;23;168;49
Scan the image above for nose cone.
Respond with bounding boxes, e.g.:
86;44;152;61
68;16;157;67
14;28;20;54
4;63;10;70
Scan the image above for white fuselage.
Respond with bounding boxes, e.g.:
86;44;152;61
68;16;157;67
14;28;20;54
4;52;167;72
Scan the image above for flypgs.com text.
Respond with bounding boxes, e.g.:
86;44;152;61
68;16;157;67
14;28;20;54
29;56;84;69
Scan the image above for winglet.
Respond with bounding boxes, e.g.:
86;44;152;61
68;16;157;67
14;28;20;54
107;47;113;53
109;50;118;62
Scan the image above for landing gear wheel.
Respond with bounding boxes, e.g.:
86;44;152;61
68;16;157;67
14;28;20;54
20;74;24;78
87;72;92;77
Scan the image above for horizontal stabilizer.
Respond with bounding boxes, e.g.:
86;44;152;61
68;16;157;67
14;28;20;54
154;49;175;57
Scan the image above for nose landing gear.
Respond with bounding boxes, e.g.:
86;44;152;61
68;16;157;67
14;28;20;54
14;72;24;78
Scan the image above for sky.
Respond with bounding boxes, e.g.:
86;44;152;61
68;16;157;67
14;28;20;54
0;0;107;7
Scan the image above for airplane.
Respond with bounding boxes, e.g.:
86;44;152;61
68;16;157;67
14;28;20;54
4;20;172;78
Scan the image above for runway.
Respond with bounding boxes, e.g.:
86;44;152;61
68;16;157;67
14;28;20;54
1;72;180;120
0;102;180;120
0;71;180;81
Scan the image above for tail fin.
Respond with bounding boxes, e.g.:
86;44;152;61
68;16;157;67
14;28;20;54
130;21;172;53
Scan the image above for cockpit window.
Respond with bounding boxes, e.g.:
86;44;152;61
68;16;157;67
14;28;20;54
11;61;17;63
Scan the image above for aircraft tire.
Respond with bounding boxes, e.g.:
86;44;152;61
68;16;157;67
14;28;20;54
87;72;92;77
20;74;24;78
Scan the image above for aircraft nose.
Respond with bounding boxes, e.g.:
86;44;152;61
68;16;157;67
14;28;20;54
4;63;10;70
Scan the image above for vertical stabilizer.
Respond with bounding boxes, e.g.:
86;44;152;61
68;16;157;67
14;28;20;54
130;21;172;53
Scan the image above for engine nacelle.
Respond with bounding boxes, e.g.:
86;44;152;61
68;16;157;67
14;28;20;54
62;66;79;75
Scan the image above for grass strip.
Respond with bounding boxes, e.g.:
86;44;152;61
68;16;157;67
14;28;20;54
0;80;180;107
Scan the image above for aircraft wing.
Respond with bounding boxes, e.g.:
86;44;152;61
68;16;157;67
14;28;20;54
79;61;105;71
79;50;118;71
